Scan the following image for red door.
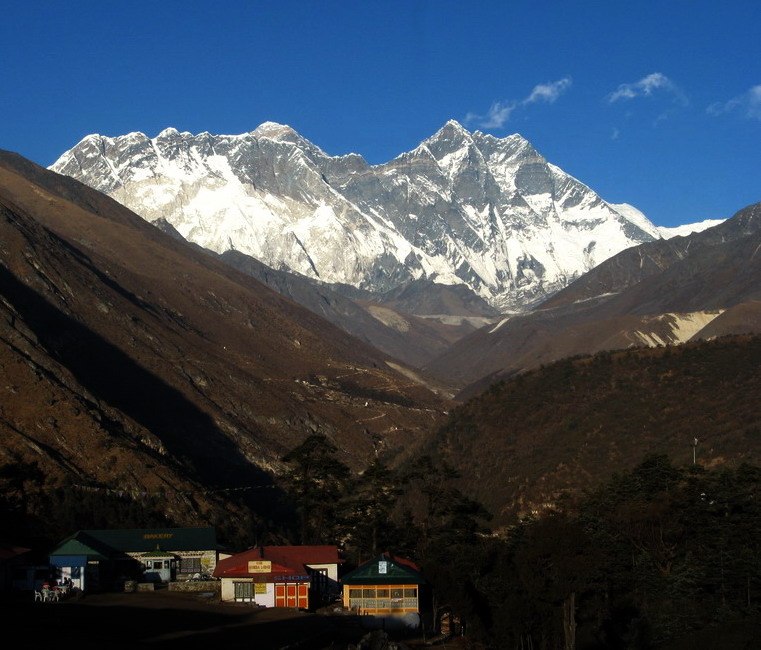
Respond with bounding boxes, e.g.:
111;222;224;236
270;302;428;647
286;584;297;607
275;583;309;608
298;583;309;608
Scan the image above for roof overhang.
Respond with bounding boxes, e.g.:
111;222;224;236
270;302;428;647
50;555;92;567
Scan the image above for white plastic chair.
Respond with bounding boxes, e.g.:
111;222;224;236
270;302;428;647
40;587;57;602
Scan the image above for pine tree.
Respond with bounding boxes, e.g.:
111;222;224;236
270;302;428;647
281;434;350;544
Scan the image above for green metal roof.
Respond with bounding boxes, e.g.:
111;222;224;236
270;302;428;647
49;531;113;560
49;527;219;558
342;554;426;585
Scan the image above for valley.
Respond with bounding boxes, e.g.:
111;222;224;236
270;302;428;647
5;125;761;530
2;131;760;650
5;3;761;647
0;150;448;542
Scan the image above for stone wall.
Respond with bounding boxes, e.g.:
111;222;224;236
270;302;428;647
169;580;220;594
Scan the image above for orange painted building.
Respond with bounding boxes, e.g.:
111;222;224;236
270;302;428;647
341;553;427;617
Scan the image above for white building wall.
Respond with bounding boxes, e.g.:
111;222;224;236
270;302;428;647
255;582;275;608
220;579;275;606
221;578;236;601
307;562;339;582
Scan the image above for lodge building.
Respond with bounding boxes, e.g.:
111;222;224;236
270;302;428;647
48;527;220;590
341;552;427;617
213;545;342;609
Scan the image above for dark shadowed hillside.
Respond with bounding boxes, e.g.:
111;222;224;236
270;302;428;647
423;335;761;525
0;150;448;542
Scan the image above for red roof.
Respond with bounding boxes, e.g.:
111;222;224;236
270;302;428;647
357;551;420;573
214;545;342;579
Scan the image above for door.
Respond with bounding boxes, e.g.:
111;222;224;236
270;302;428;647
286;583;297;607
298;583;309;608
275;583;309;608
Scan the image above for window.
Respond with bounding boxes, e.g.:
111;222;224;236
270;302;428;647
347;584;419;613
403;587;418;608
180;557;201;574
234;582;254;601
309;567;329;591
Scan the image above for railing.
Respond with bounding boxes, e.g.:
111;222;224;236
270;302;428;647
349;597;418;611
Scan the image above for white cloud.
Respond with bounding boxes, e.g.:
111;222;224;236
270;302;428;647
706;98;740;116
607;72;687;105
478;101;517;128
465;77;572;129
525;78;572;104
708;84;761;120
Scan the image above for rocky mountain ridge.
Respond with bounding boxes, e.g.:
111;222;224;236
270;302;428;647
427;202;761;396
151;216;494;370
51;121;663;312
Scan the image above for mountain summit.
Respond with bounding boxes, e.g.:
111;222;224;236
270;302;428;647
51;122;661;311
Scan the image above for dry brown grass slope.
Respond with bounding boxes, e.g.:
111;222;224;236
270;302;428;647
0;151;448;529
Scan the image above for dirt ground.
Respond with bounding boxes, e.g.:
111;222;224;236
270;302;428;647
4;589;354;648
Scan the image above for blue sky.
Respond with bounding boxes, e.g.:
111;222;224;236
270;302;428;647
1;1;759;227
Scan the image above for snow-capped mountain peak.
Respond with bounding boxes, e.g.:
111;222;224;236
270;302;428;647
252;121;300;142
157;126;184;138
657;219;726;239
50;122;662;311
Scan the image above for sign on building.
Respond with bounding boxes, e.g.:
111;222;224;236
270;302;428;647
247;560;272;573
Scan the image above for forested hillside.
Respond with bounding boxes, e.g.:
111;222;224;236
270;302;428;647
427;335;761;523
427;456;761;648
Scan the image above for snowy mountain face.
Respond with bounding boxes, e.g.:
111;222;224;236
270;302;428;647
657;219;726;239
51;120;662;312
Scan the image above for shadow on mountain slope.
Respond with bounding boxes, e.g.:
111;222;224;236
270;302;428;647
0;262;269;491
